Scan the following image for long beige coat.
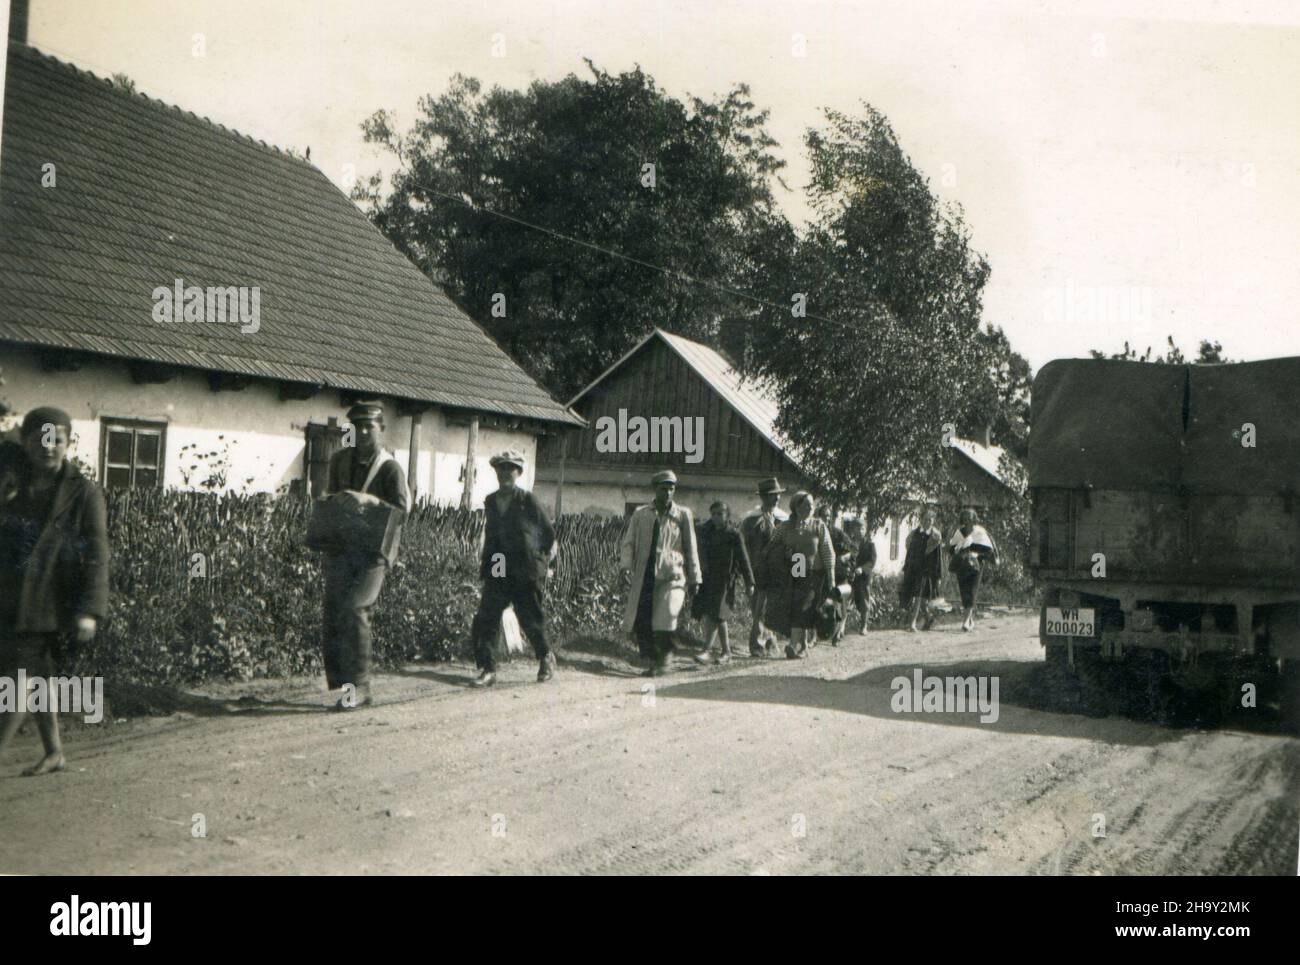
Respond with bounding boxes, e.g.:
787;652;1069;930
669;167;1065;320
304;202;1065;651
620;502;702;633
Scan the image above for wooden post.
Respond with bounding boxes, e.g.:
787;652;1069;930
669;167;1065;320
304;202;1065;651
553;432;567;518
407;410;422;504
461;415;479;509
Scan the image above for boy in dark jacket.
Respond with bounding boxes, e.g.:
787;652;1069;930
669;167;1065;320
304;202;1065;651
844;517;877;630
470;451;556;687
0;407;109;776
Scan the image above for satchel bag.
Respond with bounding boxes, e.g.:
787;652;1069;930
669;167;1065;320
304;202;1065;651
655;547;685;582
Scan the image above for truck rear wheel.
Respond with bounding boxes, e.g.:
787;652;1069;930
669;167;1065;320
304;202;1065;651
1042;639;1112;716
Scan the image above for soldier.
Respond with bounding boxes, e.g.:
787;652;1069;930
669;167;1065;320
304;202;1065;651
741;478;785;657
470;450;556;688
620;470;701;676
319;401;409;710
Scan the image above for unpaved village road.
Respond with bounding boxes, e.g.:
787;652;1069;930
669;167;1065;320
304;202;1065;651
1;614;1296;875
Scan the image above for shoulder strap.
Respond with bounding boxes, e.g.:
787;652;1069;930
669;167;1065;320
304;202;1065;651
361;448;395;494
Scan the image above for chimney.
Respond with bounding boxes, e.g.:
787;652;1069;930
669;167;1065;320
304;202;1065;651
9;0;30;44
982;423;993;447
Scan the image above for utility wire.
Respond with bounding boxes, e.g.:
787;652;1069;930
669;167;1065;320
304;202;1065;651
403;173;862;332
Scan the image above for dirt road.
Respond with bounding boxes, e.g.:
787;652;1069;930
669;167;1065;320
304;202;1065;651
1;614;1296;875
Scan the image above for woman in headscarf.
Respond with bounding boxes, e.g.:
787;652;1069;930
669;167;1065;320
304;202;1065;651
762;491;836;659
0;407;109;776
899;505;944;632
949;508;998;632
691;501;754;664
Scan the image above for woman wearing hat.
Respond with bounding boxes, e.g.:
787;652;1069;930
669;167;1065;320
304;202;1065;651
0;407;109;776
761;491;835;659
620;470;701;676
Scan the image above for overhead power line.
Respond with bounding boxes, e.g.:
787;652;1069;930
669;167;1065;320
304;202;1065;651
403;173;859;331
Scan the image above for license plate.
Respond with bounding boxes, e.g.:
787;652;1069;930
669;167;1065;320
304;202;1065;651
1045;606;1095;637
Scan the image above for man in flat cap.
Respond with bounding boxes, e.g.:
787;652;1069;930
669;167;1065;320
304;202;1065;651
0;406;108;775
470;450;556;687
741;478;786;657
620;470;701;676
319;401;409;709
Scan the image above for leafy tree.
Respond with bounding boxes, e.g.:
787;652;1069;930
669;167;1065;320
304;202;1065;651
963;323;1031;459
738;106;1003;515
1089;336;1232;364
358;78;1031;519
356;63;788;399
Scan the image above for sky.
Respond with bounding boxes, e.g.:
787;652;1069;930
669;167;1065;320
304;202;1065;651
9;0;1300;372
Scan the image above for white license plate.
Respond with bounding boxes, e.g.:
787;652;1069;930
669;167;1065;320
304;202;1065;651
1045;607;1095;637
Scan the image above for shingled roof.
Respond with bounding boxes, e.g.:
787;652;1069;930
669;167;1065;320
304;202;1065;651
0;42;581;426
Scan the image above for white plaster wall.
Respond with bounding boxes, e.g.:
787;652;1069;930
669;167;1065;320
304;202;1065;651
0;346;537;504
873;517;907;577
425;417;537;509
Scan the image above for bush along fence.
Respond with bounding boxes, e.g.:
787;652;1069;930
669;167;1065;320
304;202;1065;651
75;489;1032;687
78;491;634;686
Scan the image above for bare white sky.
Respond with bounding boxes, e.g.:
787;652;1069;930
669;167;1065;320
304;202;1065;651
13;0;1300;370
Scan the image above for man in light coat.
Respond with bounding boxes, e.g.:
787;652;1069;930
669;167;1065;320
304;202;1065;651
620;470;701;676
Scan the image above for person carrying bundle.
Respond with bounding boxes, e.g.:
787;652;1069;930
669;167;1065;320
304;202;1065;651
311;401;409;710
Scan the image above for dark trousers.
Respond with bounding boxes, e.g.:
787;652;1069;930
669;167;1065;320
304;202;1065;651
322;552;387;690
957;568;983;609
852;573;872;624
472;578;548;672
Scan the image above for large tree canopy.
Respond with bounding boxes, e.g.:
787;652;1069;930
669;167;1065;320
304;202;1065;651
739;107;1024;512
356;63;787;399
359;75;1031;514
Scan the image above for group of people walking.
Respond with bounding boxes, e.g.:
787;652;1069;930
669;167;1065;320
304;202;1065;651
620;475;881;672
0;398;998;774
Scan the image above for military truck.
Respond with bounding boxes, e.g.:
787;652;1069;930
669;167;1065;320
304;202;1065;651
1028;357;1300;723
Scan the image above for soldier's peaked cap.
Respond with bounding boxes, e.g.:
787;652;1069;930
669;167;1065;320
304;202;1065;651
346;401;385;423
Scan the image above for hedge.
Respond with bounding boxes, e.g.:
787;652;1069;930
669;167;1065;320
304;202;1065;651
75;489;1031;686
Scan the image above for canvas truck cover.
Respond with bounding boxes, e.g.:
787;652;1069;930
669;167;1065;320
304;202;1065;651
1029;357;1300;495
